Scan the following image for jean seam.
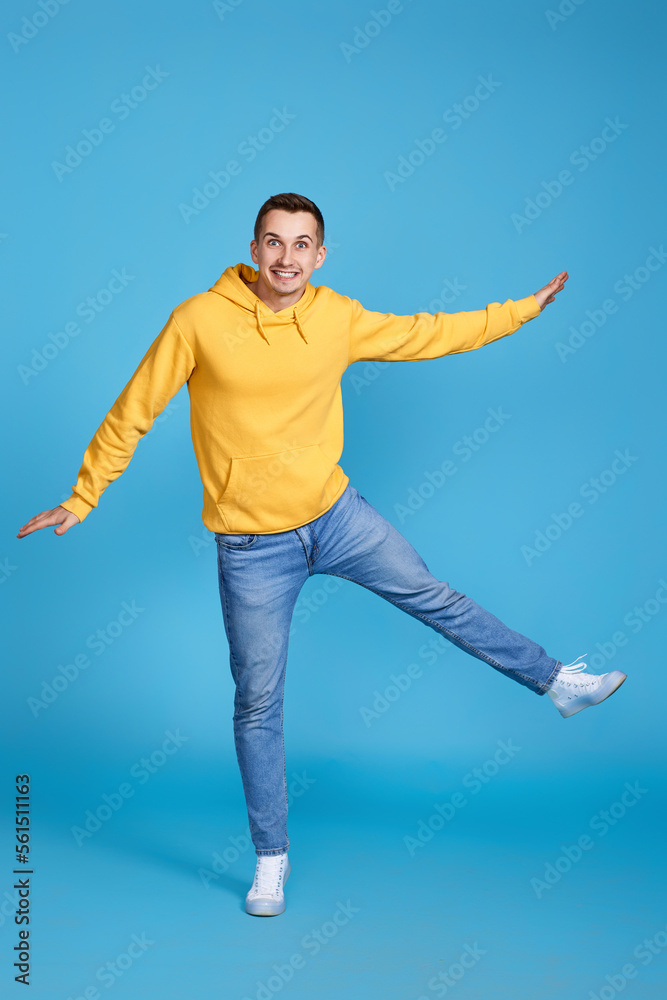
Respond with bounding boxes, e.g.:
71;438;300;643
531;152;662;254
295;527;314;576
220;539;293;854
320;570;551;694
279;645;290;854
219;557;241;680
219;549;263;847
540;658;562;695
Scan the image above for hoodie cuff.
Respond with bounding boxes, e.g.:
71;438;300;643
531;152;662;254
515;293;542;322
59;494;94;523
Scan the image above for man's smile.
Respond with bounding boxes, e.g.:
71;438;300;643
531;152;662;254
271;268;300;282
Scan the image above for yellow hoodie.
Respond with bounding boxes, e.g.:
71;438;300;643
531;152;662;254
59;262;542;534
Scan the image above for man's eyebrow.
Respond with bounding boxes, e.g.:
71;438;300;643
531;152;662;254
264;232;313;241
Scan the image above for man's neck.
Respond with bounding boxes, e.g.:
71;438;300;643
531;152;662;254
241;271;306;314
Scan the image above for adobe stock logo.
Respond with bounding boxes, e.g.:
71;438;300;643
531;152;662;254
178;108;296;224
555;245;666;362
545;0;588;31
384;75;501;192
521;449;638;566
51;67;169;181
213;0;246;19
530;781;648;899
340;0;417;63
17;268;135;385
393;406;511;524
404;739;521;856
511;117;628;233
7;0;71;54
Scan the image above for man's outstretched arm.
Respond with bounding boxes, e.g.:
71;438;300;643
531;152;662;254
347;271;568;365
17;311;196;538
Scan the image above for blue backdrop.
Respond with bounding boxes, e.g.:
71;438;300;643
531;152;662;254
3;1;666;997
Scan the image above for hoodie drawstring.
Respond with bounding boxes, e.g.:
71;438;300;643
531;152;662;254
254;300;271;345
293;305;309;344
253;299;309;346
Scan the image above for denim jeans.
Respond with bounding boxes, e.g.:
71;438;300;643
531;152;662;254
214;482;561;855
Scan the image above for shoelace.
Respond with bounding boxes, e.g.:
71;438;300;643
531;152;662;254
560;653;588;673
556;653;602;694
249;855;287;898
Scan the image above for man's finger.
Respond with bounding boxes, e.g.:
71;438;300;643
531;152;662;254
17;521;52;537
17;512;59;537
18;514;45;531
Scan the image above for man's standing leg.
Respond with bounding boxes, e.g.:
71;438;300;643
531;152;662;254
214;528;309;914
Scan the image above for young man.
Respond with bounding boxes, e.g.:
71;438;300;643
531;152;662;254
18;192;626;917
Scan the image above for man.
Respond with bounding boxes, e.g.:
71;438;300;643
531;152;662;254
17;192;626;917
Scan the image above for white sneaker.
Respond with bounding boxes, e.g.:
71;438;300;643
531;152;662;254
547;653;627;718
245;852;290;916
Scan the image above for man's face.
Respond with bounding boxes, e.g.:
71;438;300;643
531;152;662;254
250;209;326;299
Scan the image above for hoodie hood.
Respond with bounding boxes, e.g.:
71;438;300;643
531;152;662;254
209;262;316;346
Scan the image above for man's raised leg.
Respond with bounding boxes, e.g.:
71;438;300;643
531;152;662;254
310;486;561;694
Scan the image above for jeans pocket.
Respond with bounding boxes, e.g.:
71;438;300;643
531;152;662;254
215;533;258;549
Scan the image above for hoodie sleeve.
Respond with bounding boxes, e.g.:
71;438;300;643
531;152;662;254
347;293;542;365
59;312;196;523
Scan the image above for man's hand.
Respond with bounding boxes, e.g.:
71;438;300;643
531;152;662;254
17;506;81;539
533;271;569;310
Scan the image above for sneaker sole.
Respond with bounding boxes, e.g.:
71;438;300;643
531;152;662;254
245;861;290;916
558;670;627;718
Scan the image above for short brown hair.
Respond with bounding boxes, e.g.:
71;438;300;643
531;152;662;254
254;192;325;248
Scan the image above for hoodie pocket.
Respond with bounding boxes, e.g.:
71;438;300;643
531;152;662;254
216;444;333;532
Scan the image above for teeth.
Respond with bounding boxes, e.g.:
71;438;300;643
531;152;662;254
274;270;297;277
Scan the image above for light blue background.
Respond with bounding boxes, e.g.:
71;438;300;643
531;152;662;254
2;0;666;997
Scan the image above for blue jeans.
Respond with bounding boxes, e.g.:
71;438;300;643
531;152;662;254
214;483;561;855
